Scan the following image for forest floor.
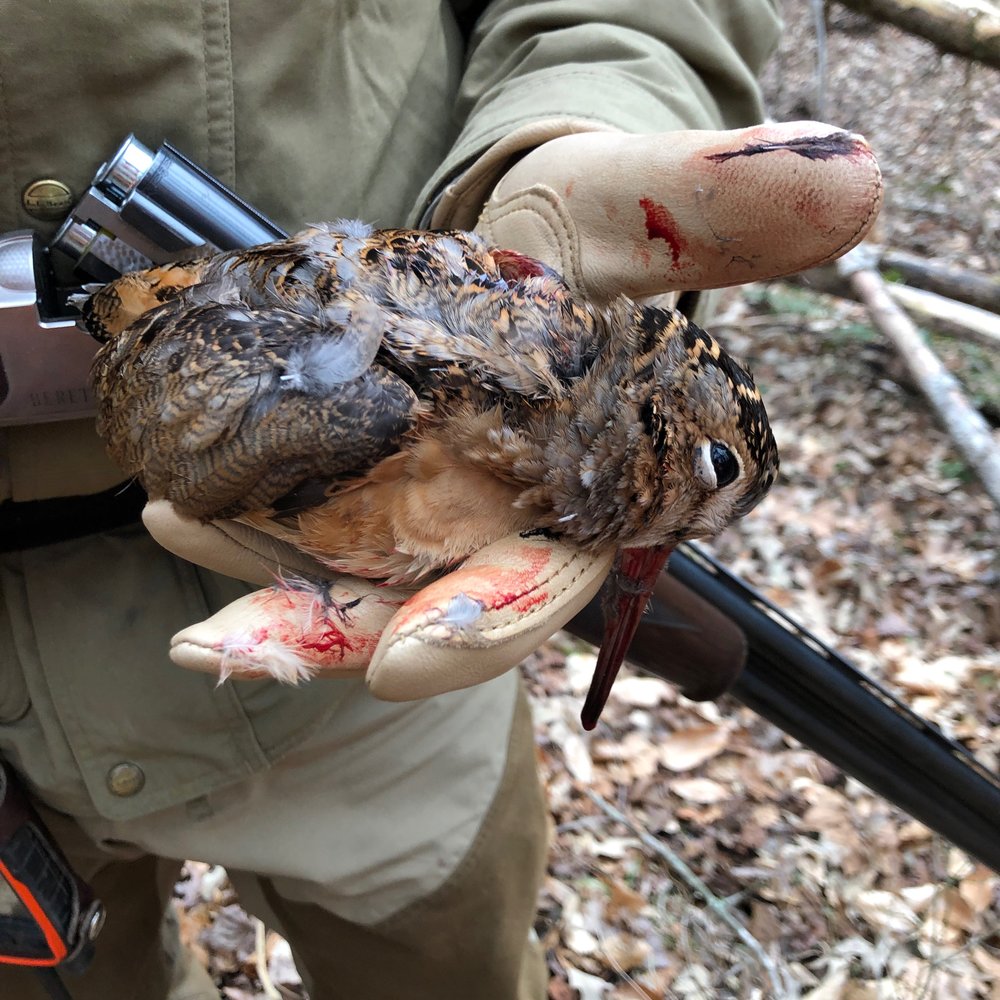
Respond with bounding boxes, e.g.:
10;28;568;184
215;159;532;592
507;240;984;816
176;5;1000;998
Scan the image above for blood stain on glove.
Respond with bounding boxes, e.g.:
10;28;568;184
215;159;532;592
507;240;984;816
388;544;554;645
212;585;395;682
638;197;687;270
704;130;868;163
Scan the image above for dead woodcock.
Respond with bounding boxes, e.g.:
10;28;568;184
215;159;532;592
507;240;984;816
80;221;779;728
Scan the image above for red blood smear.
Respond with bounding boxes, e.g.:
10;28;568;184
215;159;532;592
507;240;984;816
249;621;354;660
389;544;554;632
486;548;553;613
492;248;548;280
299;623;354;658
638;197;685;269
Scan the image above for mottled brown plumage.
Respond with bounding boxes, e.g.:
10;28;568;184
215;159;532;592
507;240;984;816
82;221;779;724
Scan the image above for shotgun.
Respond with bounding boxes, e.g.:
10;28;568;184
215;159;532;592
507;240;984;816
567;543;1000;873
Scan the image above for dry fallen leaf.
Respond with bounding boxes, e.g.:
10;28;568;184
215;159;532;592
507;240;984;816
842;983;880;1000
590;731;661;778
564;925;601;956
850;890;920;935
607;675;671;708
599;932;652;971
893;654;973;695
658;723;732;772
591;835;641;860
567;966;613;999
958;865;996;915
899;883;939;915
672;964;712;999
936;886;980;934
803;965;848;1000
604;878;648;919
669;777;730;804
971;947;1000;980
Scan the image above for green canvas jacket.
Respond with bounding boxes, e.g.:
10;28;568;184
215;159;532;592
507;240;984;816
0;0;780;821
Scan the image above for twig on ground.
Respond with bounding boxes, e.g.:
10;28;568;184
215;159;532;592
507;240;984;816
794;265;1000;350
883;283;1000;350
879;248;1000;314
584;788;796;998
838;243;1000;510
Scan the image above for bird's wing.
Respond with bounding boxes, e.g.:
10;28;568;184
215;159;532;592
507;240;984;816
358;231;602;402
92;290;419;520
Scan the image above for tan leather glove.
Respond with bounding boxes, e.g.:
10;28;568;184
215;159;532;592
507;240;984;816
149;502;613;693
158;119;881;699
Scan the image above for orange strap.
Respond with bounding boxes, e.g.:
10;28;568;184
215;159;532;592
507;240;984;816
0;858;67;966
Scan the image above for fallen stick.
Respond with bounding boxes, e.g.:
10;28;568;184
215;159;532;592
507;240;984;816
885;283;1000;351
835;0;1000;69
794;264;1000;351
880;248;1000;314
585;789;794;998
838;244;1000;510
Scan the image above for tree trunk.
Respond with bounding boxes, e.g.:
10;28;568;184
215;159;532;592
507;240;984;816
836;0;1000;69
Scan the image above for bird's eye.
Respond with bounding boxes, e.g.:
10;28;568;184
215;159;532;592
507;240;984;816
710;442;740;488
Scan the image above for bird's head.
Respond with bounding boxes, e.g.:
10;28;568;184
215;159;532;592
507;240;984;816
545;300;779;728
545;300;778;550
622;302;779;545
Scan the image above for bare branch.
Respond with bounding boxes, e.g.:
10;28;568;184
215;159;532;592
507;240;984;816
839;245;1000;509
885;283;1000;350
880;248;1000;315
835;0;1000;70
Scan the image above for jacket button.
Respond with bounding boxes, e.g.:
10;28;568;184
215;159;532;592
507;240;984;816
106;762;145;797
22;178;74;221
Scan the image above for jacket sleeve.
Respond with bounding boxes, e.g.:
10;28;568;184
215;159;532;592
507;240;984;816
417;0;782;222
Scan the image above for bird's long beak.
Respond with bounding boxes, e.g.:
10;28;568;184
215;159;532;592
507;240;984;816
581;545;674;730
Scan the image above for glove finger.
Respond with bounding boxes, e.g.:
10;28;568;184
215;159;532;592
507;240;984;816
169;578;409;681
476;120;882;302
366;533;614;701
143;499;331;586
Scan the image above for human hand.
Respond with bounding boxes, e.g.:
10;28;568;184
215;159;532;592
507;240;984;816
438;119;881;302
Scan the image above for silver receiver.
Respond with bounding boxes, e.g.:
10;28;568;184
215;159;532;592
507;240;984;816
0;232;97;426
0;136;286;426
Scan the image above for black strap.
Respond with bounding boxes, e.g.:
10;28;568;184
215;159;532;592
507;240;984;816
34;969;76;1000
0;480;146;552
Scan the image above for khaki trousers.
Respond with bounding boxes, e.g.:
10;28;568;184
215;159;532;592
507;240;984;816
1;686;547;1000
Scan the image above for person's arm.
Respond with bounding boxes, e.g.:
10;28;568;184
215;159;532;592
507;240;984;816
415;0;782;225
